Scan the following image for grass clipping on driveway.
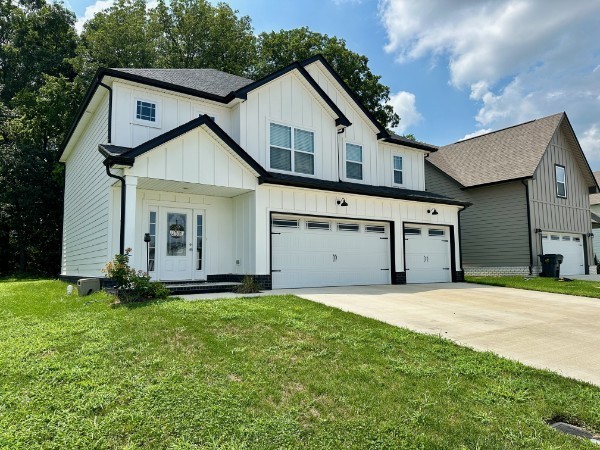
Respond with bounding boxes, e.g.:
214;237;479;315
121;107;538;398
466;275;600;299
1;280;599;449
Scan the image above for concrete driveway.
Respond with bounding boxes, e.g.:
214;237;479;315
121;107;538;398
283;283;600;387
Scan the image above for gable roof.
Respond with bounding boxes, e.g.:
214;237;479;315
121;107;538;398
108;68;253;99
100;115;268;177
590;172;600;205
427;112;571;188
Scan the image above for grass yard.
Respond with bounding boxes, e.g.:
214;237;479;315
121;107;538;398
466;275;600;299
1;280;600;449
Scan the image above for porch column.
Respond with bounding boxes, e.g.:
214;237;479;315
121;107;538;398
123;175;138;258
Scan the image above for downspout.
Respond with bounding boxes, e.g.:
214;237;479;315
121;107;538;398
104;160;126;254
98;80;112;143
457;206;465;275
522;179;534;275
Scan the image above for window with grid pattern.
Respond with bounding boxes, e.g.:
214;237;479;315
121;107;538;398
136;100;156;122
270;123;314;175
346;143;363;180
393;155;403;185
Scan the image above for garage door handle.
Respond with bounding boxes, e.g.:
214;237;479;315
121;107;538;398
443;268;450;270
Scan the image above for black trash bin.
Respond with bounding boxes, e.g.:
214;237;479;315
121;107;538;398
539;254;563;278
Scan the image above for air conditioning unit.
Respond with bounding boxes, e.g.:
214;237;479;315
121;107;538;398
77;278;101;296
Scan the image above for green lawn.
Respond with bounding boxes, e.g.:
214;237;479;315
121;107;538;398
466;275;600;298
1;280;599;449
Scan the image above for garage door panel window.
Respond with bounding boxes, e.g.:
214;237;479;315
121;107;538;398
306;221;331;231
346;143;363;180
555;165;567;198
428;229;445;237
273;218;299;228
338;223;360;232
365;225;385;233
405;227;421;236
270;123;314;175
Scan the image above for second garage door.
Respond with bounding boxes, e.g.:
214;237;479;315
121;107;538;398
541;232;585;275
271;215;391;289
404;224;452;283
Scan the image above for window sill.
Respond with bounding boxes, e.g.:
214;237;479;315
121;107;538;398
131;119;161;129
269;168;318;178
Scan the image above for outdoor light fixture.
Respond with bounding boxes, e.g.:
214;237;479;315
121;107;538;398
535;228;542;233
427;208;439;215
337;198;348;207
588;232;594;238
144;233;151;274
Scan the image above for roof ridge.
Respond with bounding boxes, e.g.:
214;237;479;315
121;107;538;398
449;112;564;146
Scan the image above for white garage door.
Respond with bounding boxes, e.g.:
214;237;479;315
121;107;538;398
271;215;391;289
405;224;452;283
541;232;585;275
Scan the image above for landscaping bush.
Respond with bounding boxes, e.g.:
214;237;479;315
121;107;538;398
103;249;170;302
235;275;262;294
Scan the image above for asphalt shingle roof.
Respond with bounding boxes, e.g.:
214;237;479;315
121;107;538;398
427;113;564;188
590;171;600;205
110;68;253;98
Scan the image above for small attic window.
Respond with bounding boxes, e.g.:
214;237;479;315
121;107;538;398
555;165;567;198
136;100;156;122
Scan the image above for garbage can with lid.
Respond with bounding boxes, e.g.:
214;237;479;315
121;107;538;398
539;254;563;278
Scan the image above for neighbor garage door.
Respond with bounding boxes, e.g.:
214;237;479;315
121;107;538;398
271;215;391;289
404;224;452;283
541;232;585;275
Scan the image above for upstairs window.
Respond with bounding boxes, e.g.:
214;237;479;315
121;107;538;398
270;123;314;175
393;155;403;185
556;165;567;198
136;100;156;122
346;143;363;180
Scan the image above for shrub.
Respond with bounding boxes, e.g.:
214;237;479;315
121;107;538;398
234;275;262;294
103;249;170;302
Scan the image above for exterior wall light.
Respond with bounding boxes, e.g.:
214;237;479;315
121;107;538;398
337;198;348;207
427;208;439;215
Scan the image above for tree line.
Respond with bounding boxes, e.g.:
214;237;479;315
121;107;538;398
0;0;399;276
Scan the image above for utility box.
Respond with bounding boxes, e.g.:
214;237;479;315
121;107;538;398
77;278;101;296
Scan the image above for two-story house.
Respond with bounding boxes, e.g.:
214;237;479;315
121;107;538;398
59;55;468;289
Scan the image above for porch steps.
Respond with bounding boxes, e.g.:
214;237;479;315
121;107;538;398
164;281;241;295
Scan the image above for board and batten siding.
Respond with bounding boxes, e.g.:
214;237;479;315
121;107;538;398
111;80;233;148
253;183;462;275
125;127;257;191
62;95;113;277
529;124;593;267
238;72;338;181
425;162;530;267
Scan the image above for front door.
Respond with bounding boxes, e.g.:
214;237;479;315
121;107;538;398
161;208;193;280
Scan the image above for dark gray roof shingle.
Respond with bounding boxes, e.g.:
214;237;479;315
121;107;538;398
110;68;253;98
427;113;564;187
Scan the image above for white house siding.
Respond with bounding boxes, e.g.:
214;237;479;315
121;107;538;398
118;189;235;275
529;124;593;270
305;63;426;191
238;72;338;180
253;184;462;276
111;80;233;148
232;191;256;275
62;96;112;277
124;126;257;191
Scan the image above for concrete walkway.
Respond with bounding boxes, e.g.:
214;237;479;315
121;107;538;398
179;283;600;386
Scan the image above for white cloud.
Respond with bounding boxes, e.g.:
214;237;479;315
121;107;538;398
580;125;600;167
75;0;114;33
387;90;423;134
461;129;493;141
379;0;600;165
75;0;159;34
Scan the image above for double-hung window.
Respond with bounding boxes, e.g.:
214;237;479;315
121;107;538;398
556;165;567;198
270;123;314;175
346;143;363;180
393;155;403;185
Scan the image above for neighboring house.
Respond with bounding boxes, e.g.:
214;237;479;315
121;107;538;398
59;55;469;289
426;112;599;277
589;171;600;262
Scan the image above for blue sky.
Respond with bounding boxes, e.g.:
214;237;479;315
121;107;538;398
67;0;600;169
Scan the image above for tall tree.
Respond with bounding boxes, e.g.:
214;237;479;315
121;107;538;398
150;0;255;75
254;27;399;129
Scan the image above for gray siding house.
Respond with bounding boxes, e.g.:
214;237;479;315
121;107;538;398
426;112;599;276
589;172;600;262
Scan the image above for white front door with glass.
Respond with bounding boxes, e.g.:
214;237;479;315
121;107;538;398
148;208;204;281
